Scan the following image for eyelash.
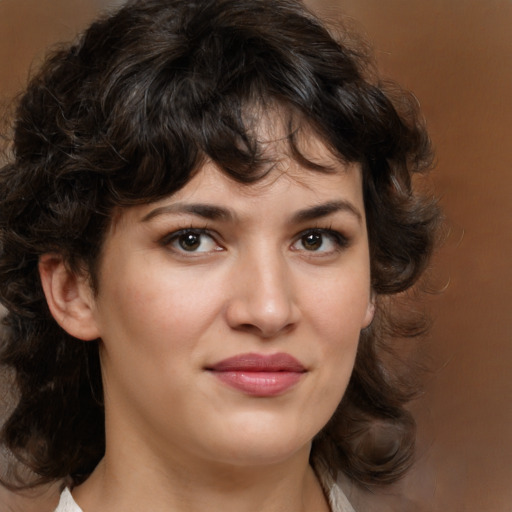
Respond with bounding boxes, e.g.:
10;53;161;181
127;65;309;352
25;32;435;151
292;228;349;254
158;227;350;255
159;227;222;254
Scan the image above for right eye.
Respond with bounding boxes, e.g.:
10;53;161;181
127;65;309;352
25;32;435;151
160;229;222;254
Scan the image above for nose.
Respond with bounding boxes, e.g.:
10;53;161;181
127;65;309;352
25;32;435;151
225;249;301;339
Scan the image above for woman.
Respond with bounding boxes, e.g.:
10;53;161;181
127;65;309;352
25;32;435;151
0;0;439;510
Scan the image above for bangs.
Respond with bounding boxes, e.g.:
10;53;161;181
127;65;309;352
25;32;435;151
99;84;343;207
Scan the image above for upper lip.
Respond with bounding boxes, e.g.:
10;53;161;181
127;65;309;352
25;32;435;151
207;352;306;372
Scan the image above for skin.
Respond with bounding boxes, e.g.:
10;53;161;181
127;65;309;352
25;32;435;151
39;133;374;512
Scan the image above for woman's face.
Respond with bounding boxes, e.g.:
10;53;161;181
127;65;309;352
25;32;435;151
85;137;374;471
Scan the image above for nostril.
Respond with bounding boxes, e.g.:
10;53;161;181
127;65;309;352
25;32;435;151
237;323;265;336
233;320;297;339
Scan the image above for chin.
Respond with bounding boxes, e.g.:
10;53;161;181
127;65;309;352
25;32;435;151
196;414;317;468
209;442;311;469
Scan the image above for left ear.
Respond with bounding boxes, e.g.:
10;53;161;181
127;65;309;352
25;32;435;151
38;254;100;341
362;293;376;329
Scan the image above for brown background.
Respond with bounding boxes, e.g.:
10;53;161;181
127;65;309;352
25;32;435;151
311;2;512;510
1;0;511;511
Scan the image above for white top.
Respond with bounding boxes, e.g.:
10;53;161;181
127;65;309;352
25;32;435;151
54;488;82;512
54;468;356;512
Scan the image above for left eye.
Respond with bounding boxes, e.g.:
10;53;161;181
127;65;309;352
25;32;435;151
162;230;221;253
292;230;345;253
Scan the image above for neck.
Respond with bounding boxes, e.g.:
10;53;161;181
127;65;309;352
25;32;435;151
72;445;330;512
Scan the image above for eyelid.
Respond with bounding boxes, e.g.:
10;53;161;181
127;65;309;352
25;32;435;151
291;227;350;253
159;227;224;253
156;225;349;256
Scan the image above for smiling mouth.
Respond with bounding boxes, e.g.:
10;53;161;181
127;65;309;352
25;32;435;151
206;352;307;397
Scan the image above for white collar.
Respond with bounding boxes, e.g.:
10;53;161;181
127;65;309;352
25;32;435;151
54;488;83;512
314;458;357;512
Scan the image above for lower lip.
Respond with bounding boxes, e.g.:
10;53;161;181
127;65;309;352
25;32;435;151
209;371;304;397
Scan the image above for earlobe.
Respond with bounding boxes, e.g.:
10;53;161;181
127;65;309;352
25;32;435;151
362;295;376;329
38;254;100;341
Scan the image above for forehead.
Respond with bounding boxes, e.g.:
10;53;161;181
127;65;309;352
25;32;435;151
111;113;364;230
179;113;360;200
131;158;364;232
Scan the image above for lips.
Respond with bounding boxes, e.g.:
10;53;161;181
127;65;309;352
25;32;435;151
206;353;306;397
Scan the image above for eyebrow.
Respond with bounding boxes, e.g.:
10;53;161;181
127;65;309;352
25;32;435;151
141;203;234;223
292;200;363;224
141;199;362;224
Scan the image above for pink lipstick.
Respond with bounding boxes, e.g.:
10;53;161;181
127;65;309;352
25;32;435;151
207;353;306;397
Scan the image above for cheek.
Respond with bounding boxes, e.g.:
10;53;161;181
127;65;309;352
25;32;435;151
300;269;370;390
304;272;372;337
95;263;223;414
97;261;225;357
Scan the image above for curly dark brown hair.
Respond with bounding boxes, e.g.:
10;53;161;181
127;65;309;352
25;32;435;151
0;0;439;491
